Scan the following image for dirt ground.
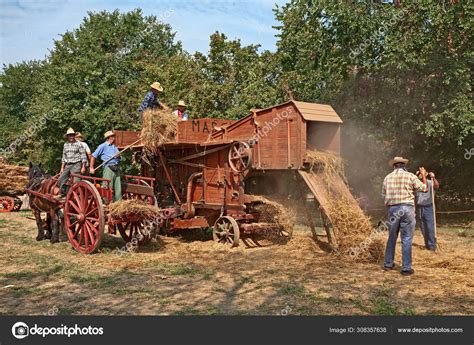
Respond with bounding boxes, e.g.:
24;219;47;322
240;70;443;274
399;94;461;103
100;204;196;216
0;211;472;316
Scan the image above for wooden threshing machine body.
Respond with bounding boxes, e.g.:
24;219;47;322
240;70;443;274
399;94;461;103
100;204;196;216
116;101;351;245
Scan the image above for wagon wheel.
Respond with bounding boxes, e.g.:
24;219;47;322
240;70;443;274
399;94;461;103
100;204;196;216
122;180;156;205
116;220;152;245
0;196;15;212
228;141;252;173
64;181;104;254
213;216;240;247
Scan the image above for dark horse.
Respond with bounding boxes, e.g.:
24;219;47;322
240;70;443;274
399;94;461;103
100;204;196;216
27;163;62;243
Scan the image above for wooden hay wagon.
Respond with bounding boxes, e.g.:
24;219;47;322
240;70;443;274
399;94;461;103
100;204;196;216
26;173;156;254
116;100;360;247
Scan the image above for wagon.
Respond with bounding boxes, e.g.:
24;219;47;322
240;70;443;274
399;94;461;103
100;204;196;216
115;100;361;247
26;173;156;254
0;195;22;212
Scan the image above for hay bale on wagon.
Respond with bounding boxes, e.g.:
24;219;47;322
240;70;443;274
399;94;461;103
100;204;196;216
108;199;160;220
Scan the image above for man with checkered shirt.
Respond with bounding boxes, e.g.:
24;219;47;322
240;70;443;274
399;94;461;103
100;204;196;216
55;128;87;200
382;157;428;276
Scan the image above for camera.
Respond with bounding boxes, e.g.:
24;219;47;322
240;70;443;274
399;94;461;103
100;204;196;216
14;325;29;337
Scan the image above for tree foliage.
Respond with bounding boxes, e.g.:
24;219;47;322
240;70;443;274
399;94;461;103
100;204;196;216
0;3;472;201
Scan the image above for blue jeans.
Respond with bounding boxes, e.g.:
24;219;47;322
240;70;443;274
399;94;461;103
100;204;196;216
417;204;436;250
384;204;416;271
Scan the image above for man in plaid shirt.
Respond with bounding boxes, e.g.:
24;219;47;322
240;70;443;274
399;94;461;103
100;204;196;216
56;128;87;199
382;156;428;276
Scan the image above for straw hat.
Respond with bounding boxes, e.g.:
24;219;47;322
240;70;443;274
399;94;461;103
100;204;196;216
177;100;187;107
75;132;84;139
389;156;409;167
64;128;77;137
104;130;115;139
150;82;163;92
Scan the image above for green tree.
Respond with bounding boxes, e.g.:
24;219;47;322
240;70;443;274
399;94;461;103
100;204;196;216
275;0;473;201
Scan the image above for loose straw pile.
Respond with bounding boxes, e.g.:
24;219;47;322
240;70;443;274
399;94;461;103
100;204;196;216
252;195;295;236
108;200;160;220
306;150;384;262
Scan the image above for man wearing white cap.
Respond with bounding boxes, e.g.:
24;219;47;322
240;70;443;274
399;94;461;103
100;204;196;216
172;100;189;121
56;128;87;199
90;131;122;202
138;82;164;121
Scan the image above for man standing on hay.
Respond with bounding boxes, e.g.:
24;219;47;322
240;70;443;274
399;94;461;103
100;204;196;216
138;82;164;122
56;128;87;200
416;171;440;251
90;131;122;202
172;100;189;121
382;157;428;276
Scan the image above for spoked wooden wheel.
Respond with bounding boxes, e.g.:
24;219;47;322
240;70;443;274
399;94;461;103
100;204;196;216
64;181;104;254
213;216;240;247
0;196;14;212
117;220;152;245
122;180;156;205
228;141;252;173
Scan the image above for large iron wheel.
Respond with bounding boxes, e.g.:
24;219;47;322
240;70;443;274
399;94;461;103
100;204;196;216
64;181;104;254
116;220;152;245
213;216;240;247
228;141;252;173
0;196;15;212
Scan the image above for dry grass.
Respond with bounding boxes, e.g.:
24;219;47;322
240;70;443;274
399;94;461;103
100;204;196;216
251;195;296;236
108;200;160;220
140;107;178;155
0;162;29;196
1;211;472;316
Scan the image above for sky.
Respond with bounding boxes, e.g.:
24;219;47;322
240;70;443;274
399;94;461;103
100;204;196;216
0;0;287;67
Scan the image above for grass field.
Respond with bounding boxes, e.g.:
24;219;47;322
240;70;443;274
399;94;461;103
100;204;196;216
0;211;472;316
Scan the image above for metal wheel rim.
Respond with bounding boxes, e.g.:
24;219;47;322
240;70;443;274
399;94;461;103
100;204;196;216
64;181;104;254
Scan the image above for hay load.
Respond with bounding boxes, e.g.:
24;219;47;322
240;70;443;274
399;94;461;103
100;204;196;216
140;107;178;155
305;150;384;262
0;162;29;196
108;199;160;220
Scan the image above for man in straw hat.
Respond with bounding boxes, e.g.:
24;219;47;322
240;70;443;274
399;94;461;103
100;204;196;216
382;156;428;276
75;132;92;172
172;100;189;121
90;130;122;202
56;128;87;200
138;82;164;122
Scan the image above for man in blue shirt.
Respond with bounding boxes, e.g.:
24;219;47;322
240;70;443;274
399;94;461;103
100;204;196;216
415;171;440;251
90;130;122;202
138;82;164;122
